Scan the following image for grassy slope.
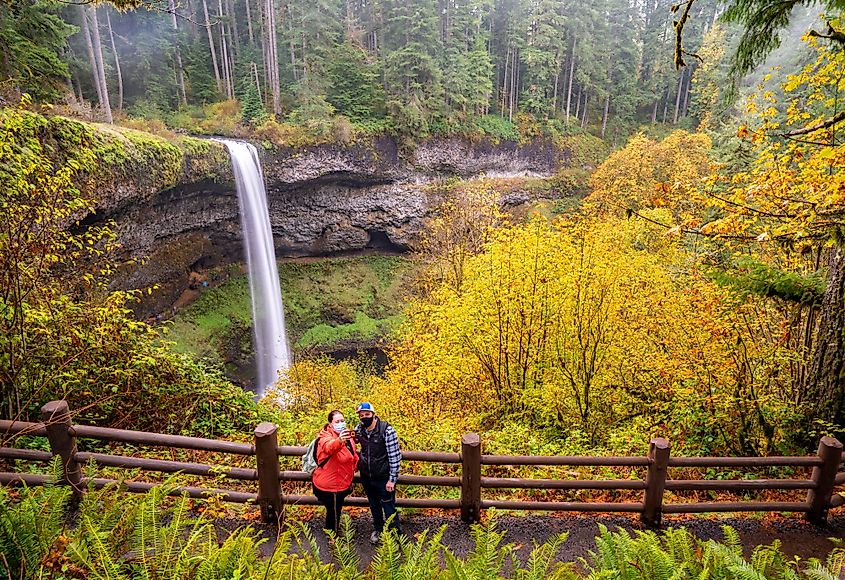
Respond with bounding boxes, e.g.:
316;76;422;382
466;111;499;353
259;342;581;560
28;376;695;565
164;255;410;367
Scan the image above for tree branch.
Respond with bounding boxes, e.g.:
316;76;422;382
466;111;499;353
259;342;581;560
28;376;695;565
673;0;696;68
780;110;845;137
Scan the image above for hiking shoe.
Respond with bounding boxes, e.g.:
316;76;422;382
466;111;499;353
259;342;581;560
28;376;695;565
369;530;380;545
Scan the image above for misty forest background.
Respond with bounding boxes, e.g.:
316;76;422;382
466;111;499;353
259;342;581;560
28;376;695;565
2;0;785;140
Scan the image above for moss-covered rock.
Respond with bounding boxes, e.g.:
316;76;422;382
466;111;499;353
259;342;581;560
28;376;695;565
0;108;231;214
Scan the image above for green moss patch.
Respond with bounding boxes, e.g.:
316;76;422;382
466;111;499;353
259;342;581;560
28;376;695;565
164;255;410;368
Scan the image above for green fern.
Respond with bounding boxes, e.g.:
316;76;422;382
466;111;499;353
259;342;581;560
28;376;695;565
292;520;337;578
514;531;570;580
329;515;363;580
721;525;744;557
67;514;129;580
194;526;265;580
443;517;512;580
400;525;446;579
368;522;405;579
0;475;70;580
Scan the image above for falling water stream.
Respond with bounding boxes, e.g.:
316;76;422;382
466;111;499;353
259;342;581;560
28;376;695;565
218;139;290;397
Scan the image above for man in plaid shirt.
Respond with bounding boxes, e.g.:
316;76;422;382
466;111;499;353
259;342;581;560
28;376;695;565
354;402;402;543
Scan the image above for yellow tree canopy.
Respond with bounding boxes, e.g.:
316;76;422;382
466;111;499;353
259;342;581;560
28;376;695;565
698;38;845;244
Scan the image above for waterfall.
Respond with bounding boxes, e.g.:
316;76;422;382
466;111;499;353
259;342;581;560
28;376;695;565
218;139;290;396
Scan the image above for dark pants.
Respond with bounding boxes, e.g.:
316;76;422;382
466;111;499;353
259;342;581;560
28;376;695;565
361;477;400;533
312;484;352;533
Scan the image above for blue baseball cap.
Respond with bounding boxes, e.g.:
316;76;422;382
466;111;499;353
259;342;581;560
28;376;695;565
356;402;375;413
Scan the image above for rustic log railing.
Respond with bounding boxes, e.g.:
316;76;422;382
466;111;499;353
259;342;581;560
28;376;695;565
1;400;843;527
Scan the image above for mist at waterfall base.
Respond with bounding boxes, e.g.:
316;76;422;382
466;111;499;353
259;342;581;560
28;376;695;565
218;139;291;397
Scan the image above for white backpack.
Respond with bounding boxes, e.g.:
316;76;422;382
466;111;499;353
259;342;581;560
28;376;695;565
301;438;330;474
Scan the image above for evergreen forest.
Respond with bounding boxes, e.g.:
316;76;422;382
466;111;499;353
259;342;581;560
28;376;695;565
1;0;775;139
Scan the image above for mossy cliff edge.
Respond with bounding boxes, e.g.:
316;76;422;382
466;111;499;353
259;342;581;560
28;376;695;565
5;109;603;315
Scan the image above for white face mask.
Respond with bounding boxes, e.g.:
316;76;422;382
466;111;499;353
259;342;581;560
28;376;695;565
332;421;346;434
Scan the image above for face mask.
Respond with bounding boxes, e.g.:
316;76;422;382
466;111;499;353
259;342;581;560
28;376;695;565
332;421;346;433
359;416;374;427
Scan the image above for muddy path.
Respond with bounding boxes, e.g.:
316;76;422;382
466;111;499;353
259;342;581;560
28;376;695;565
216;511;845;568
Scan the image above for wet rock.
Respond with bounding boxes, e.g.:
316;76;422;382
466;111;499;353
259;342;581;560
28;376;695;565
97;136;573;315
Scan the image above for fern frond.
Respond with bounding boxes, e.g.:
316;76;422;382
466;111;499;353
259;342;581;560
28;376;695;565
721;525;743;556
444;548;472;580
329;515;362;580
292;520;335;578
67;514;129;580
369;524;403;580
402;525;445;579
463;517;511;579
515;531;569;580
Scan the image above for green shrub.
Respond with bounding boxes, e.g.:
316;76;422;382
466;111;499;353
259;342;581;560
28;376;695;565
476;114;521;142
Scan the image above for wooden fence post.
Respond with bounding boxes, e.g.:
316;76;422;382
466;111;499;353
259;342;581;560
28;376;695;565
805;436;842;525
641;437;669;527
460;432;481;523
254;422;281;523
41;400;83;496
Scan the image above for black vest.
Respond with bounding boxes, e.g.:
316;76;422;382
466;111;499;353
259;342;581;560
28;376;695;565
356;418;390;480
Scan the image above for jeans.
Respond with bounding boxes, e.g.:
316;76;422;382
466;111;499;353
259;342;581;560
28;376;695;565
361;477;400;533
312;483;352;533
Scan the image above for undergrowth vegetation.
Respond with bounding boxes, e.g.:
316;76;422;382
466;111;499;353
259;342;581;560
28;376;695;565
165;256;409;375
0;100;261;435
2;481;843;580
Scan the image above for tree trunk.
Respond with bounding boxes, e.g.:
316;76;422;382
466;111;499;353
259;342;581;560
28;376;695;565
673;70;684;124
266;0;281;116
551;50;560;114
501;43;509;116
79;6;104;109
255;0;268;103
227;0;241;58
245;0;255;45
651;97;658;123
252;60;262;98
202;0;223;94
509;46;516;122
168;0;188;106
104;9;123;111
804;249;845;429
286;3;299;82
662;87;669;123
601;93;609;137
218;0;233;98
575;85;581;120
87;6;113;123
580;91;589;129
513;48;522;111
565;34;576;125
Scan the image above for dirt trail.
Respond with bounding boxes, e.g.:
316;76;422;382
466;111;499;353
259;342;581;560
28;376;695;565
217;512;845;567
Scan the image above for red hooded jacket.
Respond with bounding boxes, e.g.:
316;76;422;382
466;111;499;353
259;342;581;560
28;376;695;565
312;425;358;492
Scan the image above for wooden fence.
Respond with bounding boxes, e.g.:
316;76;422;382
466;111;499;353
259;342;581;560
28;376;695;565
1;400;843;527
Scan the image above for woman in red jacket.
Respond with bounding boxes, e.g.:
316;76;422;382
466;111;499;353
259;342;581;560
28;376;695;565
312;409;358;533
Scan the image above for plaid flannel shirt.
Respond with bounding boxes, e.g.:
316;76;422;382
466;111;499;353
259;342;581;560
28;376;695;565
384;424;401;483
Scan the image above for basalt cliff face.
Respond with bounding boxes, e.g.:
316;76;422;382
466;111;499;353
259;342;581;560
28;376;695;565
100;136;575;315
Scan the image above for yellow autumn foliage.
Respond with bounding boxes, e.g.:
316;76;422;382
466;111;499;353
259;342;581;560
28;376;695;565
697;39;845;243
585;130;712;222
375;213;799;453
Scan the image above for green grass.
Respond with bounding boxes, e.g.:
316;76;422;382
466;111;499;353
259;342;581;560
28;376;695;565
164;255;410;366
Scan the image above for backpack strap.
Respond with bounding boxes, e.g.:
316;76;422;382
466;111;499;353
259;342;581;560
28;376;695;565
315;437;334;470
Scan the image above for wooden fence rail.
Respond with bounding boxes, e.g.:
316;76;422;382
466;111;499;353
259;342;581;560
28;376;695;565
0;400;843;527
